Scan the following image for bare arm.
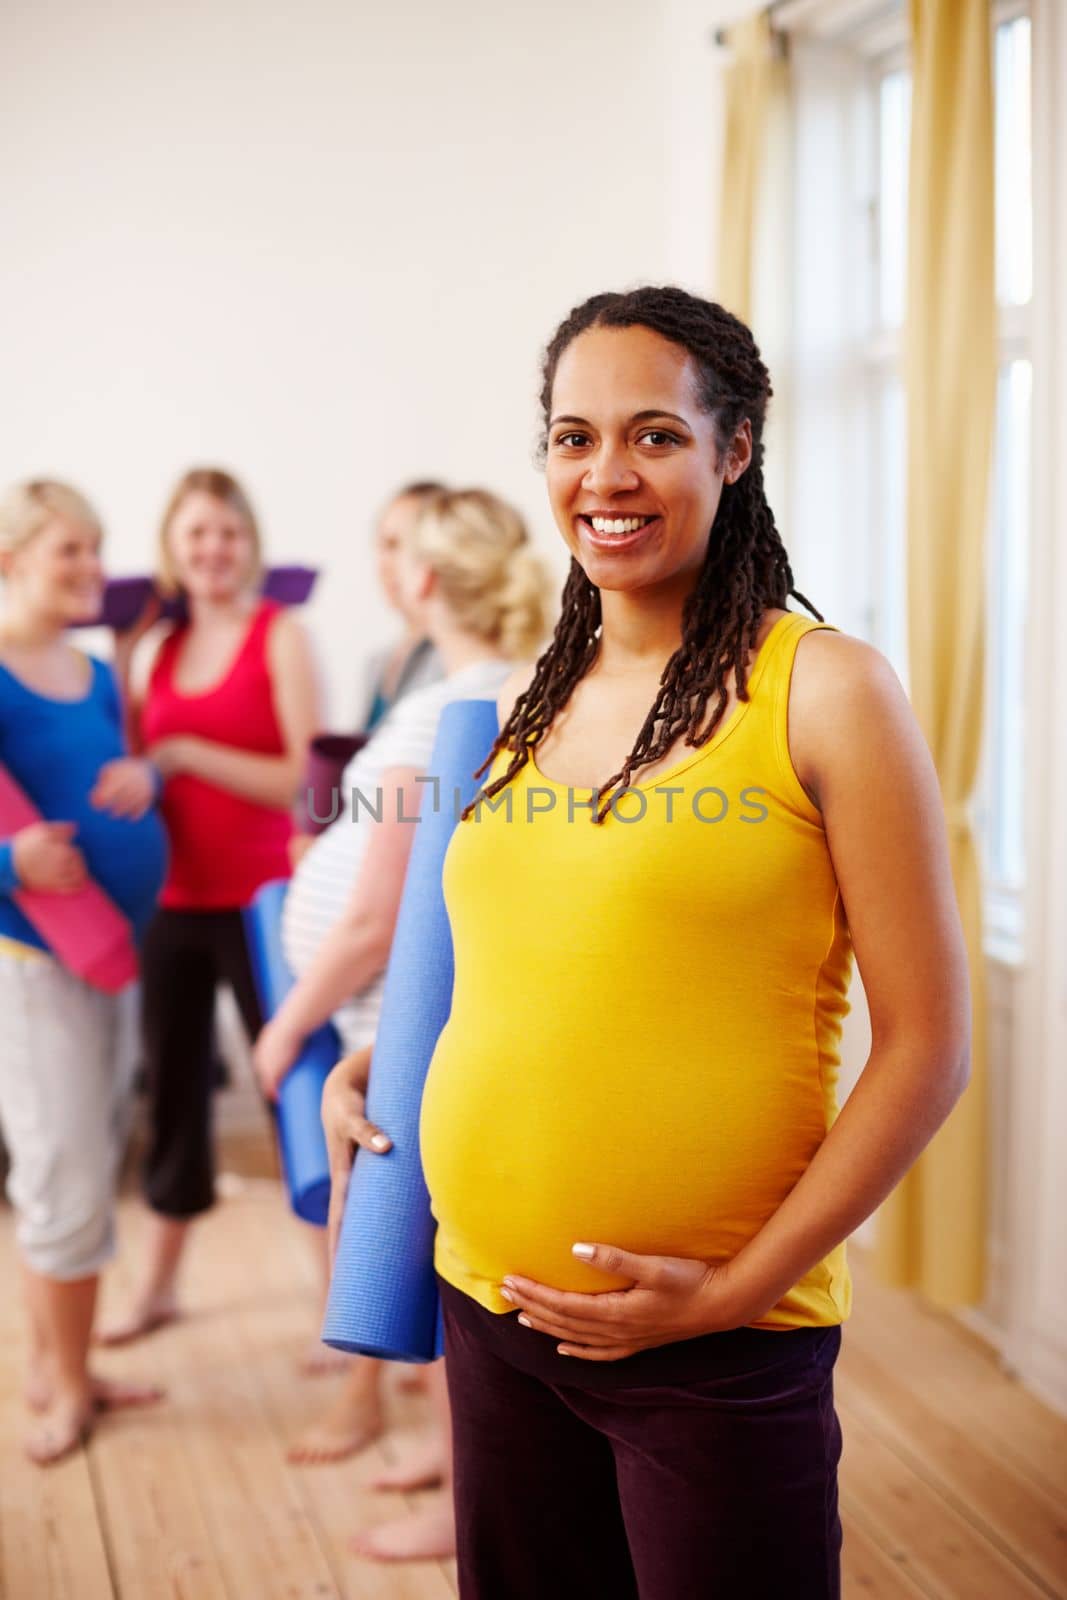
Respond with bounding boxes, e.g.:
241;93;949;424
725;631;971;1320
260;764;423;1050
150;612;323;810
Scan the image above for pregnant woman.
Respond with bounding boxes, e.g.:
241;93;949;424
258;488;548;1523
332;287;971;1596
0;481;168;1463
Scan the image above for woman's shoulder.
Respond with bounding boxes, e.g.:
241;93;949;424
789;620;902;703
263;601;316;682
787;621;918;802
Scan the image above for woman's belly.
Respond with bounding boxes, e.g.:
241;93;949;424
78;808;168;938
282;821;369;976
419;1014;830;1315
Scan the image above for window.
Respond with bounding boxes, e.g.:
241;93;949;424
985;359;1030;893
982;11;1031;955
994;14;1032;307
864;6;1032;959
865;63;910;684
877;69;910;330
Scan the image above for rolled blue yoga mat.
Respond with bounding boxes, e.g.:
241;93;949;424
321;698;499;1363
244;879;339;1226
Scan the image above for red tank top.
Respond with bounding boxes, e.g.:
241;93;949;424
142;600;292;909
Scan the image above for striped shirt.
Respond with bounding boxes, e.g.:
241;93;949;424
282;658;510;1052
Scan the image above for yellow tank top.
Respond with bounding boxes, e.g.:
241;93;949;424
420;612;854;1329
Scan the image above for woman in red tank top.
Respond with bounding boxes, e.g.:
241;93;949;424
100;468;321;1345
144;599;294;906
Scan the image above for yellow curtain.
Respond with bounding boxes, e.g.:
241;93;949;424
873;0;996;1307
717;11;776;323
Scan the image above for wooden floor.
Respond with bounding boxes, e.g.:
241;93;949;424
1;1127;1065;1600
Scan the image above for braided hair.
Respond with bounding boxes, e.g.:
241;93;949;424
462;286;822;824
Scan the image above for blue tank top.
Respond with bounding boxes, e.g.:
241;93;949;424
0;654;168;950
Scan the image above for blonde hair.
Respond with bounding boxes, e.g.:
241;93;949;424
0;479;102;561
157;467;263;595
409;488;551;660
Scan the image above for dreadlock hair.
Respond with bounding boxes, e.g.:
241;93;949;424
461;285;823;825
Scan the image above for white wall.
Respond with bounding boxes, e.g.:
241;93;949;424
0;0;685;720
663;0;727;292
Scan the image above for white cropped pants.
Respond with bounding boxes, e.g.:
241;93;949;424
0;944;136;1279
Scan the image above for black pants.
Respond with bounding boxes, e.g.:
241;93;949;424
140;907;263;1218
440;1276;843;1600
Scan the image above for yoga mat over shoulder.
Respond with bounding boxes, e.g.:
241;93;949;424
321;698;499;1363
244;879;339;1226
85;566;318;631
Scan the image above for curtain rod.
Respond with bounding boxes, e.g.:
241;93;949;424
715;0;903;45
711;2;789;50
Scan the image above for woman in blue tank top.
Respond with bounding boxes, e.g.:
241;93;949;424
0;479;167;1466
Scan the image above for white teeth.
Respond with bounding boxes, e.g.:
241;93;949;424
589;516;650;535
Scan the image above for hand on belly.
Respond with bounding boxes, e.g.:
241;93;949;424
496;1239;751;1362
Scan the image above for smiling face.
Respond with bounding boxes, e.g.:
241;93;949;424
545;323;748;598
0;515;104;626
164;489;258;603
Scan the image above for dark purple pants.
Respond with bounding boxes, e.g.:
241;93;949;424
440;1277;843;1600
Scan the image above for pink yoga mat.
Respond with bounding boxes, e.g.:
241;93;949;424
0;766;138;992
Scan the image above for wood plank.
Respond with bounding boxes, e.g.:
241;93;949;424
836;1349;1067;1596
0;1450;115;1600
838;1399;1052;1599
847;1250;1067;1506
840;1514;938;1599
90;1222;232;1600
131;1199;342;1599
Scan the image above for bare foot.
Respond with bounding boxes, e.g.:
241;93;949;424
349;1495;456;1563
372;1433;447;1492
25;1370;164;1413
298;1340;351;1378
95;1296;179;1348
25;1392;93;1466
394;1366;428;1395
25;1358;53;1414
287;1390;384;1465
89;1375;165;1410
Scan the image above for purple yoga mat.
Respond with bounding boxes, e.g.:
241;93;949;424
83;566;318;631
297;734;369;835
